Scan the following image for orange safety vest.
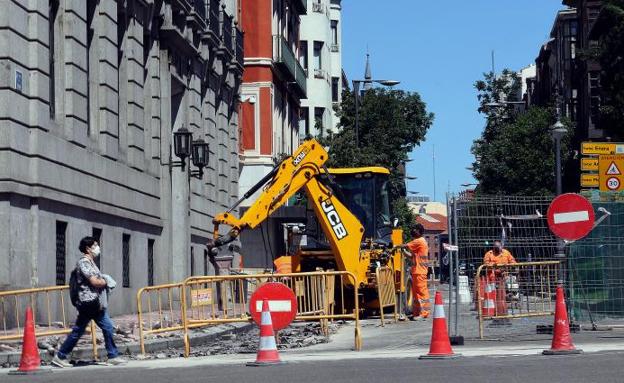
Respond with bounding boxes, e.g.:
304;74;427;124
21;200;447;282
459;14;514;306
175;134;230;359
406;237;429;275
483;249;516;266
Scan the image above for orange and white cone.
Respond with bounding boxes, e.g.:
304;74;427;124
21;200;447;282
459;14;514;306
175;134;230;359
481;280;495;317
9;307;51;375
543;285;582;355
419;291;460;359
247;299;285;366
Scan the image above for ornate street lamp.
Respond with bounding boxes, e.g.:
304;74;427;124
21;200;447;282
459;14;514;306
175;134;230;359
191;139;210;179
173;126;193;171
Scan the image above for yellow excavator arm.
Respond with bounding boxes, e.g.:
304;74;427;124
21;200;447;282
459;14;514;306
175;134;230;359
210;139;365;278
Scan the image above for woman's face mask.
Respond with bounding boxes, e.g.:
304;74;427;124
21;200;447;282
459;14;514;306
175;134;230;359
91;244;101;257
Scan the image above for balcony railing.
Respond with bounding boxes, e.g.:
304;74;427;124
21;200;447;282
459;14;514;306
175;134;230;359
193;0;206;20
207;0;220;31
221;9;233;54
235;26;244;67
273;35;306;97
312;2;324;13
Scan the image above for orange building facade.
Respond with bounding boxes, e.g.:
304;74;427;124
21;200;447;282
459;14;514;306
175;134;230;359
238;0;307;204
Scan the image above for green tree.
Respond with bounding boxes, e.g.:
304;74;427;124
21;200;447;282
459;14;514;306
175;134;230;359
594;0;624;137
471;70;572;195
319;88;434;235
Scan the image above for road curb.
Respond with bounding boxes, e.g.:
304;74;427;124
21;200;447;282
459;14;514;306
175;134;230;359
0;322;254;367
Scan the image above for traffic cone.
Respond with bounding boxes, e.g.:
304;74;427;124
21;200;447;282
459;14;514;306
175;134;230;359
419;291;460;359
481;279;495;317
247;299;285;366
9;307;51;375
543;286;582;355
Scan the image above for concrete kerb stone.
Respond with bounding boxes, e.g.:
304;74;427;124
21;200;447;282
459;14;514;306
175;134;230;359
0;322;255;367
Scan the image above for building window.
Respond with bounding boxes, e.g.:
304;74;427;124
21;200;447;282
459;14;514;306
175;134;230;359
92;227;102;270
55;221;67;285
49;0;59;118
299;40;308;73
313;41;323;72
147;239;154;286
204;249;209;275
122;234;130;288
330;20;338;46
299;107;309;139
332;77;339;102
314;107;325;135
86;0;97;136
190;247;195;276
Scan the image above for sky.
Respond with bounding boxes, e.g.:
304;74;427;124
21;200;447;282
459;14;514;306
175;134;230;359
341;0;566;202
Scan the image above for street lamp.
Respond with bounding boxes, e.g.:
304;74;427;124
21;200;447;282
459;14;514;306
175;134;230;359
551;119;566;195
168;126;209;180
173;126;193;171
190;139;210;179
407;190;420;194
404;175;418;180
551;118;567;285
352;79;400;147
461;183;478;188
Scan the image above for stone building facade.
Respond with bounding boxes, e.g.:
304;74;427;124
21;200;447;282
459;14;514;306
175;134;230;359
0;0;243;315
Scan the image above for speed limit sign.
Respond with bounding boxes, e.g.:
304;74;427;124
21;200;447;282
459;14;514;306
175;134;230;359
607;177;620;190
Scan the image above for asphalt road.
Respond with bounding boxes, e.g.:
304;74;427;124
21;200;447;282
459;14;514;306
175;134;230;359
4;352;624;383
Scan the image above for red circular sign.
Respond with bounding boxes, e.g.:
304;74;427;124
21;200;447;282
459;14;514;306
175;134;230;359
249;282;297;330
547;193;595;241
606;177;620;191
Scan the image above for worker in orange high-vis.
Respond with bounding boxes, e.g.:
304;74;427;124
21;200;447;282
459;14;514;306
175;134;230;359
406;223;431;319
483;240;516;317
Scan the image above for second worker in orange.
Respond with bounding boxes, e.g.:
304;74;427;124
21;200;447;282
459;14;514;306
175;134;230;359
406;223;431;319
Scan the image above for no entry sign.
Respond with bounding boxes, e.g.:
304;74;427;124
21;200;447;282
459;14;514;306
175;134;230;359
547;193;595;241
249;282;297;330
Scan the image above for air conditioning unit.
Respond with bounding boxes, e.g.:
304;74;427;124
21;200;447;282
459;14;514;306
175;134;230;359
314;69;325;79
330;44;339;52
312;2;324;13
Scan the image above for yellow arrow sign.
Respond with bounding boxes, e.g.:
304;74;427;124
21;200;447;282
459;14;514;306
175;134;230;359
582;142;624;155
581;158;599;171
581;174;599;187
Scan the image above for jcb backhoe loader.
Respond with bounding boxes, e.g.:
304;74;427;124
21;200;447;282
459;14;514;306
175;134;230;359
208;139;414;315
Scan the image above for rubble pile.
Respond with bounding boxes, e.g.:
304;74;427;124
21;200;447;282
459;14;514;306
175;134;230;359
129;321;342;360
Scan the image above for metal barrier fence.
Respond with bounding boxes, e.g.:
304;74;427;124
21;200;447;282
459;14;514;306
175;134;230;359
136;283;185;354
137;271;361;357
0;285;98;359
568;201;624;325
476;261;560;339
375;267;397;326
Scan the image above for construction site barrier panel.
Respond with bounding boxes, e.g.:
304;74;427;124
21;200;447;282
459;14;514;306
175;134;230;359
475;261;561;339
136;283;185;354
0;285;98;359
177;271;361;357
375;267;398;326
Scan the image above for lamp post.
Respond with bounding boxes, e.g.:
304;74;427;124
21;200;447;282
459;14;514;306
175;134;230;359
352;79;400;147
551;117;567;284
551;120;566;195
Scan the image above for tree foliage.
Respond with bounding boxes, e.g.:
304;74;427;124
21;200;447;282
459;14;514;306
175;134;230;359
319;88;434;234
471;71;572;195
595;0;624;137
